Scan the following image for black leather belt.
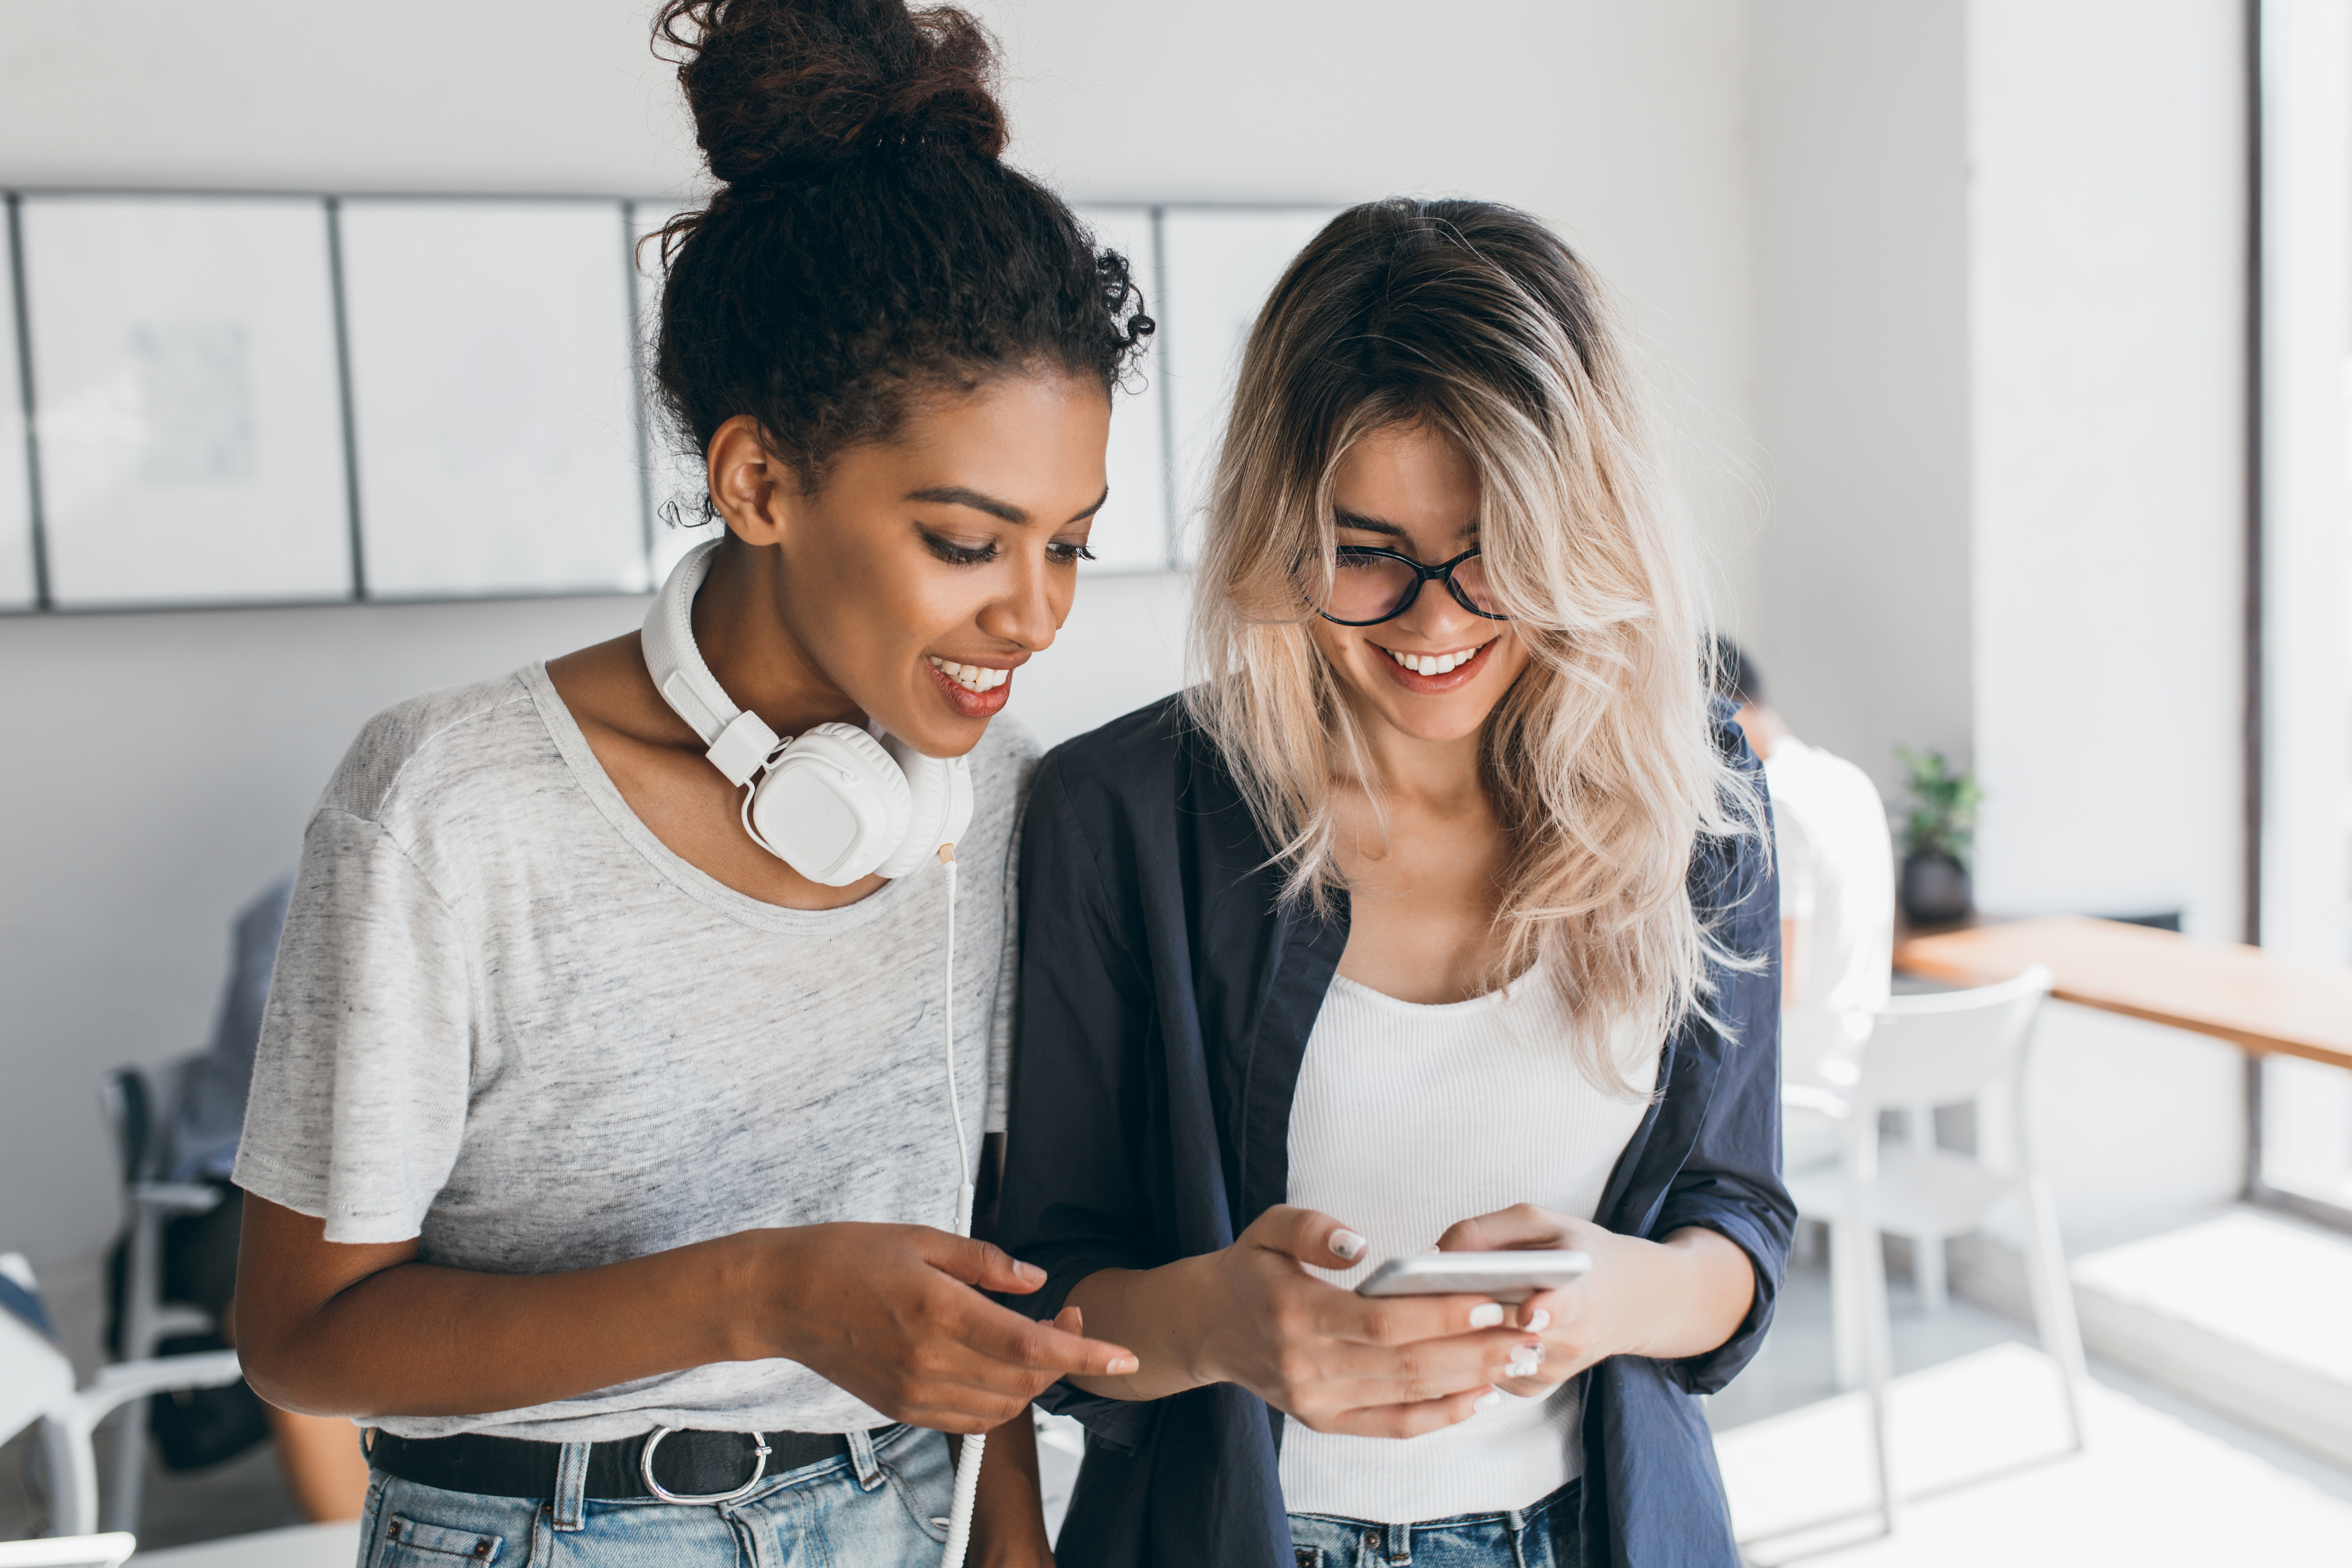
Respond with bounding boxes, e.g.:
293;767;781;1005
368;1424;898;1504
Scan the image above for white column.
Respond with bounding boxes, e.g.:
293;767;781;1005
2258;0;2352;964
1966;0;2249;940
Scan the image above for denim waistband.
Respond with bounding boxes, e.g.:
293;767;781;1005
1289;1477;1583;1568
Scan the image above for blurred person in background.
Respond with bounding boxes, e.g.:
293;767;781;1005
226;1;1150;1561
999;200;1791;1568
1711;637;1894;1156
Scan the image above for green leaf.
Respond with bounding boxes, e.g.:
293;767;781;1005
1893;744;1981;869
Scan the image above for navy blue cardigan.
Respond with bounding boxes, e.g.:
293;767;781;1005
996;695;1790;1568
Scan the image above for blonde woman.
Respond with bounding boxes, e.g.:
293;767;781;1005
996;200;1790;1568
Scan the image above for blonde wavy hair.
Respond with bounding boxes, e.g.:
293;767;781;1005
1185;198;1760;1089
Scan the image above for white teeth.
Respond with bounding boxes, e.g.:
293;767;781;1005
931;655;1007;694
1381;644;1484;676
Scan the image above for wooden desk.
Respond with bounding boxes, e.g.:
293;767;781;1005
1893;915;2352;1071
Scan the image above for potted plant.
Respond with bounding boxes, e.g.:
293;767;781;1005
1894;745;1981;925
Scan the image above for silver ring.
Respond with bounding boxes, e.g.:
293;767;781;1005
639;1426;772;1506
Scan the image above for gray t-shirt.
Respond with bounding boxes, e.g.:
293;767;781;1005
234;664;1033;1441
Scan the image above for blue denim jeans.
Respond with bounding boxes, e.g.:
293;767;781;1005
359;1423;953;1567
1289;1479;1581;1568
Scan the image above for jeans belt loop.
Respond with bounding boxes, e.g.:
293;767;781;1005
846;1426;884;1492
552;1441;590;1531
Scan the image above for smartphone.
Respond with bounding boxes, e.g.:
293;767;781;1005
1354;1250;1591;1304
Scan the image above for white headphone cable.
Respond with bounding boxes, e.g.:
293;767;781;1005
936;843;984;1568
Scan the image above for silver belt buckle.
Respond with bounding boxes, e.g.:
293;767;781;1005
639;1426;771;1506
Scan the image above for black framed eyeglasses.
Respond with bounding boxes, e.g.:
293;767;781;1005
1313;545;1507;627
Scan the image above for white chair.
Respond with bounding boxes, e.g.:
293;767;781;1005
0;1252;243;1541
97;1062;226;1534
1783;965;2087;1530
0;1535;136;1567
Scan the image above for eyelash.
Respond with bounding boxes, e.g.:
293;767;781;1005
924;533;997;566
920;530;1095;567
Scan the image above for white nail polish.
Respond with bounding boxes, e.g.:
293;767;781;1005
1507;1360;1539;1379
1525;1308;1552;1333
1330;1229;1367;1261
1473;1390;1502;1413
1468;1303;1506;1328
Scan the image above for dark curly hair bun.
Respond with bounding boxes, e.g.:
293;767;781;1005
649;0;1151;495
660;0;1008;186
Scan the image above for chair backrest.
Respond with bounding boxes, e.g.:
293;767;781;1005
1854;964;2054;1113
96;1069;150;1188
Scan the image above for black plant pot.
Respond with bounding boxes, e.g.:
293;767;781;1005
1900;851;1973;925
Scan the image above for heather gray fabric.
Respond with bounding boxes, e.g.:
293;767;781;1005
234;664;1031;1441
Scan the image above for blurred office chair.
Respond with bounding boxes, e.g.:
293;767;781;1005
97;1062;226;1534
1783;965;2087;1531
0;1252;243;1541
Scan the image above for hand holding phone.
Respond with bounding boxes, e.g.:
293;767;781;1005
1354;1249;1592;1304
1171;1205;1545;1438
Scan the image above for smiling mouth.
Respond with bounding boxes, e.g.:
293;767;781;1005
928;656;1009;694
1375;638;1497;677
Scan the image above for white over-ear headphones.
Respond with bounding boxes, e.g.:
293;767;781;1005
640;539;974;887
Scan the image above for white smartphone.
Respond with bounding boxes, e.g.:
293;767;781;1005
1354;1250;1592;1303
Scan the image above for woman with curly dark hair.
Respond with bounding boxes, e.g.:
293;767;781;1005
228;2;1150;1561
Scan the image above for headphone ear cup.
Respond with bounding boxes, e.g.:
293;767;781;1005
748;723;913;886
876;738;974;880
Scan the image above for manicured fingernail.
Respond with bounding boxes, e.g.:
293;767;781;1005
1473;1390;1503;1412
1524;1307;1552;1332
1107;1354;1140;1375
1330;1229;1367;1261
1468;1303;1506;1329
1507;1361;1538;1379
1015;1262;1046;1284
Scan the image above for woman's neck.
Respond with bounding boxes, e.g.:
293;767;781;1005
1329;690;1514;1004
691;541;866;739
1343;701;1490;813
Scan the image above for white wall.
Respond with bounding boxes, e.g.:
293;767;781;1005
974;0;1765;610
0;0;699;197
1743;1;2254;1236
1748;1;1974;799
2021;1005;2249;1253
1750;0;2251;941
0;2;1764;1266
1965;0;2248;939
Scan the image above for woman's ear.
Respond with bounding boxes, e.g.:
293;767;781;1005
706;414;802;548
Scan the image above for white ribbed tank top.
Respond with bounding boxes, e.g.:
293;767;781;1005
1278;970;1660;1525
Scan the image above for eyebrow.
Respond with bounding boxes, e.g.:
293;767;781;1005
907;485;1111;526
1333;508;1479;539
